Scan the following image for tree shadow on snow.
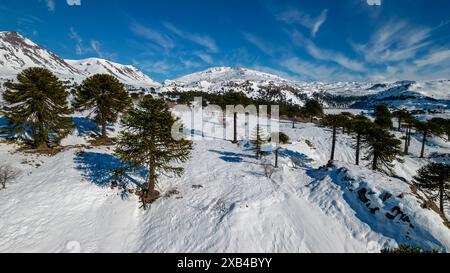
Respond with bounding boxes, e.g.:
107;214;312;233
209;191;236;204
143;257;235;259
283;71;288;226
72;117;114;138
74;152;146;189
279;149;314;168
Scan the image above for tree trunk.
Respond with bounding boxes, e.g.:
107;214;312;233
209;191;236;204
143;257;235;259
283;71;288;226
330;126;337;161
404;128;409;154
398;118;402;131
275;148;279;168
101;122;107;139
439;180;444;213
232;112;238;144
355;133;361;165
292;119;295;129
420;131;427;158
372;151;378;171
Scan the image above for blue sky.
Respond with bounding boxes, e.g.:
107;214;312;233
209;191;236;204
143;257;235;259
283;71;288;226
0;0;449;82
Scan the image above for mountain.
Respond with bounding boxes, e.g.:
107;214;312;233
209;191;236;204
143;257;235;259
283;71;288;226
160;67;308;105
0;31;81;79
0;31;158;88
66;58;160;88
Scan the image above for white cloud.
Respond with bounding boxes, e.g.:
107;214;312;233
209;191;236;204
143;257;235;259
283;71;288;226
292;30;365;72
69;27;115;59
367;0;381;6
353;20;432;64
67;0;81;6
414;49;450;67
130;22;175;50
276;9;328;37
194;52;214;64
242;32;277;55
281;56;337;80
163;23;219;53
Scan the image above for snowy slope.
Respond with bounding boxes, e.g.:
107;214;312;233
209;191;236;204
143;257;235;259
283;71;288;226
66;58;160;88
0;31;82;79
0;31;159;88
1;110;450;253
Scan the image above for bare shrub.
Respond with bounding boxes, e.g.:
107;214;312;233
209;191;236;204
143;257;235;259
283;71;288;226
0;165;21;190
262;163;275;179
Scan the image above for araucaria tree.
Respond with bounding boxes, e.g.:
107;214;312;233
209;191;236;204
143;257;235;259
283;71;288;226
73;74;131;139
393;109;411;131
115;97;192;209
363;126;402;174
301;99;323;122
2;67;74;148
374;104;393;129
320;114;348;162
414;163;450;213
251;124;268;159
414;120;442;158
350;115;371;166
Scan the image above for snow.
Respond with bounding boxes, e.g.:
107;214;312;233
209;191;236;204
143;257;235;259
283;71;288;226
66;58;161;88
1;109;450;253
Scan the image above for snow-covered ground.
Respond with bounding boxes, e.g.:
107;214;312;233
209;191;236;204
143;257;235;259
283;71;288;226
0;111;450;253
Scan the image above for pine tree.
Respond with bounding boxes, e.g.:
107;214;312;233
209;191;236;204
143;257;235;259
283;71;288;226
2;67;74;148
373;104;393;129
73;74;131;139
414;163;450;213
430;117;450;142
301;99;323;122
414;120;442;158
250;124;268;159
320;114;348;162
115;96;192;209
339;112;354;134
393;109;411;131
402;115;416;154
350;115;371;166
363;126;402;174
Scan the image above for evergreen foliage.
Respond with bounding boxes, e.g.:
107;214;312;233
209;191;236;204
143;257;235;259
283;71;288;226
73;74;131;139
115;96;193;209
414;163;450;213
2;67;74;148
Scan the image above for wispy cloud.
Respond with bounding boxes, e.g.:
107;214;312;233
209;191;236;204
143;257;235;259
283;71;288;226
292;30;365;72
366;0;381;6
353;20;432;64
281;56;337;81
194;51;214;64
69;27;115;59
276;8;328;37
414;49;450;67
130;22;175;50
163;22;219;53
242;32;277;55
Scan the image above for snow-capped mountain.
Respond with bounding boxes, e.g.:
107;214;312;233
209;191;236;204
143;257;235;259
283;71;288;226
0;31;81;79
0;31;159;88
66;58;160;88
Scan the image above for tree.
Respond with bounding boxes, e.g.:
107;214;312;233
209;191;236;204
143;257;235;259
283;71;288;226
414;163;450;213
402;115;417;154
363;126;402;174
73;74;131;139
115;97;192;209
430;117;450;141
285;105;300;128
373;104;393;129
414;120;442;158
350;115;371;166
250;124;268;159
0;165;21;190
301;99;323;122
321;114;348;162
2;67;74;148
339;112;354;134
392;109;411;131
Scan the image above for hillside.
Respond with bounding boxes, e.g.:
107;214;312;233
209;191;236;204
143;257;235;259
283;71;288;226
0;112;449;252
